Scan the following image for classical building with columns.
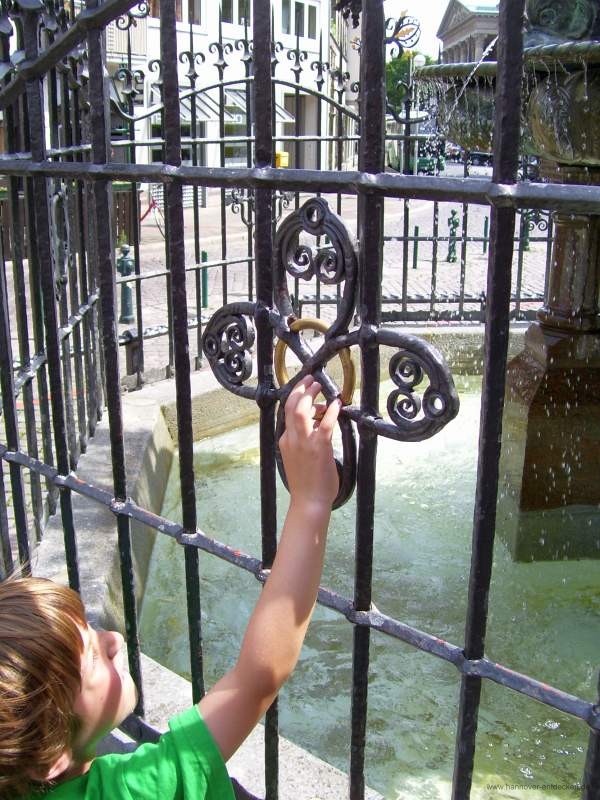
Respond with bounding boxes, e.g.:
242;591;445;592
437;0;498;63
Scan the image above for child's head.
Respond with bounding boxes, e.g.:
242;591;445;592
0;576;136;797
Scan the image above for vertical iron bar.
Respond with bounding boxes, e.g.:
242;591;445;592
515;212;525;317
160;0;205;703
242;20;254;301
217;12;228;306
293;35;302;308
430;200;439;316
60;44;88;459
47;21;79;470
0;460;12;579
459;199;468;318
314;34;324;319
401;197;409;313
126;33;144;387
86;0;143;711
71;58;99;443
2;29;44;544
189;24;203;368
20;79;58;516
351;1;385;797
583;674;600;799
544;214;553;290
451;1;524;797
0;219;29;569
253;0;278;796
23;7;79;589
412;225;419;270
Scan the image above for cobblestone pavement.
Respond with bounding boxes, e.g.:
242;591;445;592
128;175;549;378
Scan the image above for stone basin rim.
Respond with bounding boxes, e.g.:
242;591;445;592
416;40;600;82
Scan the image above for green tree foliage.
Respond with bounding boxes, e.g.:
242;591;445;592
385;51;434;114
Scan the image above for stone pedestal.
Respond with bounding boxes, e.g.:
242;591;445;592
499;163;600;560
498;323;600;560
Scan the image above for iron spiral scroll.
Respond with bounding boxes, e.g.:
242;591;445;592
202;197;460;509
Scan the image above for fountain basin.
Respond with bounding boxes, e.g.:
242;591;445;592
138;369;599;800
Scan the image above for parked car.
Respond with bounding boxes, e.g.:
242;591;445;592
469;151;493;166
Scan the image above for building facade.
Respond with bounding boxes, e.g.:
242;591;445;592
105;1;359;173
437;0;498;64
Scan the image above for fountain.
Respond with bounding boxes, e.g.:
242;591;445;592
417;0;600;561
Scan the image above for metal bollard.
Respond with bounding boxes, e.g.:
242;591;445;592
447;210;459;262
413;225;419;269
201;250;208;309
483;216;489;254
116;243;135;324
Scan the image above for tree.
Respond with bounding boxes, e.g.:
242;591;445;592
385;51;434;117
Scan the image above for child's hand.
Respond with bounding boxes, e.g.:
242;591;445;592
279;375;341;509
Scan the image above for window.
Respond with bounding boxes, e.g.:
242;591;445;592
222;0;232;22
189;0;201;25
238;0;249;24
284;2;317;39
308;5;316;38
150;0;182;20
294;2;304;36
222;0;249;24
282;0;291;34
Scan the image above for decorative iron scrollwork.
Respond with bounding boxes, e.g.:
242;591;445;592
203;196;460;510
201;303;257;401
274;197;357;337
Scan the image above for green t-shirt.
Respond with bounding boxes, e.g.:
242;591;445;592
35;706;235;799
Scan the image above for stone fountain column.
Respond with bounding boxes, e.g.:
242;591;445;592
498;59;600;560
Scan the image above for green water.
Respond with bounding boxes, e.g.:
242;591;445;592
139;376;599;799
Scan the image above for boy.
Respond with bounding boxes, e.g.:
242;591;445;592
0;376;341;799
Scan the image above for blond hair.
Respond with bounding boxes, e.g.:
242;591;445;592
0;576;86;798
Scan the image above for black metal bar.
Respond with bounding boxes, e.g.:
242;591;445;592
22;6;79;588
216;14;229;307
431;200;439;315
125;32;145;388
86;0;143;713
583;677;600;800
451;1;525;797
160;0;205;704
70;56;99;444
0;209;29;569
47;37;79;472
59;49;88;460
1;28;44;544
0;459;12;579
351;2;385;797
2;158;600;209
459;198;468;317
253;1;278;796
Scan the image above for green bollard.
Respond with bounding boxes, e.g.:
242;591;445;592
413;225;419;269
116;243;135;324
483;216;489;254
201;250;208;309
522;211;531;251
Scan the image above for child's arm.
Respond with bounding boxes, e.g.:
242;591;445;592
198;376;341;761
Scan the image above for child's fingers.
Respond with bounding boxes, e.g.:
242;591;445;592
284;375;312;417
317;396;342;439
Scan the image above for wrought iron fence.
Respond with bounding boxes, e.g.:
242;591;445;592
0;0;598;799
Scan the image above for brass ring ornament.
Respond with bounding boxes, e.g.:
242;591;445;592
274;317;356;406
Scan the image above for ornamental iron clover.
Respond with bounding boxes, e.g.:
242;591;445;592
202;197;459;509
